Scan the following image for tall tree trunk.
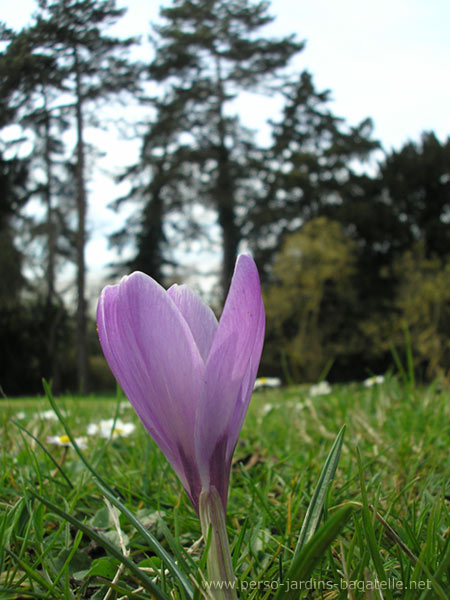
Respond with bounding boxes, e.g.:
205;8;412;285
43;92;56;301
42;93;61;391
74;47;88;394
134;174;165;281
215;59;240;300
216;146;240;300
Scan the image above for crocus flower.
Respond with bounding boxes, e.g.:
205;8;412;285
97;254;265;514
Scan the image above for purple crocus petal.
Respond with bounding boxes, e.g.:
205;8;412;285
226;299;265;462
195;254;265;505
167;284;218;363
97;255;265;514
97;272;205;506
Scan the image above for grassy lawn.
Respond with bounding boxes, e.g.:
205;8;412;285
1;379;449;598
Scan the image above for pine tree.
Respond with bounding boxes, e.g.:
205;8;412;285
0;149;28;309
137;0;303;295
0;24;73;298
380;132;450;258
28;0;141;392
110;94;189;282
247;71;379;274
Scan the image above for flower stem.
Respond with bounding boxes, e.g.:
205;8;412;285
199;487;237;599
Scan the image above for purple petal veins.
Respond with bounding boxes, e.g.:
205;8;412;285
167;283;218;362
97;254;265;513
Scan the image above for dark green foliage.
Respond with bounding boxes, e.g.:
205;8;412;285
0;23;74;306
329;132;450;279
338;133;450;379
248;71;379;274
380;131;450;258
260;129;450;381
262;217;361;381
128;190;169;282
32;0;141;102
0;26;60;127
0;298;72;395
0;151;28;308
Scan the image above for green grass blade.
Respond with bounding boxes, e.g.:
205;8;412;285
96;581;153;599
0;588;44;599
27;488;170;600
238;463;284;530
42;528;83;599
156;516;196;573
5;548;54;593
389;342;407;385
232;517;248;567
293;425;346;556
356;448;394;600
12;420;73;489
94;480;193;599
42;379;194;599
274;505;355;599
403;323;415;388
419;544;450;599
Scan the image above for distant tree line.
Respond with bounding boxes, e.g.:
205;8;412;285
1;0;449;395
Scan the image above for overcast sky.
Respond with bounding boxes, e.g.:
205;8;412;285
2;0;450;295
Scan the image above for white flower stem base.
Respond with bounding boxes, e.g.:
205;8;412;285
199;487;237;599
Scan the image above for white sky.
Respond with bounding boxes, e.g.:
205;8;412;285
2;0;450;299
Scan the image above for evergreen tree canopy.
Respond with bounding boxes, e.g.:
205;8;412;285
32;0;139;98
247;71;379;275
379;132;450;258
17;0;142;393
119;0;304;294
0;150;28;308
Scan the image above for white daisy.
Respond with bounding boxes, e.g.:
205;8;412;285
38;409;59;421
309;381;332;397
363;375;385;387
46;434;87;449
87;418;135;439
254;377;281;390
261;403;274;416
